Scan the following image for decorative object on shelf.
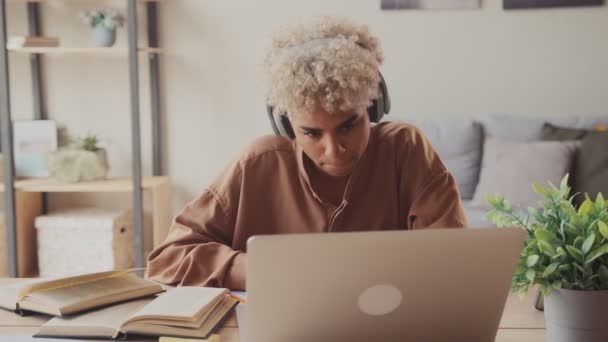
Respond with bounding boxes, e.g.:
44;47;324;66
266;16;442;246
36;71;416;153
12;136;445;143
13;120;58;178
486;175;608;342
46;132;109;183
381;0;480;9
79;8;124;47
35;209;134;277
504;0;603;9
6;36;59;49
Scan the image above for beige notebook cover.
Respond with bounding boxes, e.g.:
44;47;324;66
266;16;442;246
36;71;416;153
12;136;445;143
0;270;163;317
36;287;239;339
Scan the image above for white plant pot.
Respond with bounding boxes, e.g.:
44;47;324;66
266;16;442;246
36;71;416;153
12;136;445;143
46;148;109;183
92;25;116;47
544;288;608;342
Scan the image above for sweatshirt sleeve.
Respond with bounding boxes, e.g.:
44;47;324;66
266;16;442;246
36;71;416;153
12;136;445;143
146;161;246;290
402;126;469;229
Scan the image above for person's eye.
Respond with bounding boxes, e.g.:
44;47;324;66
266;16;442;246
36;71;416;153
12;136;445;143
341;122;357;133
304;131;321;138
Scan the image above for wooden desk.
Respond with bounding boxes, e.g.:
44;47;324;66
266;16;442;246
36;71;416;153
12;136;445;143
0;279;545;341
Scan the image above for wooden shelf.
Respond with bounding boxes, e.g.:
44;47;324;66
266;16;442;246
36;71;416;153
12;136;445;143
0;176;169;193
0;176;172;277
7;47;163;55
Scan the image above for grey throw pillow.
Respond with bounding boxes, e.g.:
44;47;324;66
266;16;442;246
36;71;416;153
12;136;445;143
405;119;482;200
541;123;608;205
471;138;578;209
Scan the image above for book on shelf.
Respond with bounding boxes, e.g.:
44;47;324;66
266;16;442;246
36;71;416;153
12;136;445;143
0;269;163;317
35;286;239;340
7;36;59;48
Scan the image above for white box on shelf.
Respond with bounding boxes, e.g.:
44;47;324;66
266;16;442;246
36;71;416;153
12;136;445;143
35;208;134;277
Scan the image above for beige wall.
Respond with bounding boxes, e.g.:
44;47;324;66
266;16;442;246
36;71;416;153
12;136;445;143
6;0;608;213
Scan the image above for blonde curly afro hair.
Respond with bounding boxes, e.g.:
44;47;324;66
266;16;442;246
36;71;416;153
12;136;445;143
264;16;384;118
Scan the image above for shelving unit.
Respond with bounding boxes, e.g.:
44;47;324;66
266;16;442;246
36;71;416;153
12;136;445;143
0;0;168;277
7;47;163;54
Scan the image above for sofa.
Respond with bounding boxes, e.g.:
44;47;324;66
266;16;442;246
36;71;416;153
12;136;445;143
402;115;608;228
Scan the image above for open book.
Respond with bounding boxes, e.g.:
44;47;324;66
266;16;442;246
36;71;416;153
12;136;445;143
35;287;238;339
0;270;163;317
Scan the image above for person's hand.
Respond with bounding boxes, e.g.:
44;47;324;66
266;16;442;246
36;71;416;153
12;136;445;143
225;253;247;290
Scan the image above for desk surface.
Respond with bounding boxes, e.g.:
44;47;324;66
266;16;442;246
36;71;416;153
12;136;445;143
0;279;545;342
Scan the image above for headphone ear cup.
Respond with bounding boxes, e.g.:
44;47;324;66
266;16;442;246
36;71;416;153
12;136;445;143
267;104;296;139
267;104;282;135
368;79;387;123
379;72;391;115
367;72;390;123
280;115;296;139
367;98;380;123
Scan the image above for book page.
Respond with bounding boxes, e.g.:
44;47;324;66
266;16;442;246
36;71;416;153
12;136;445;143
125;300;220;329
124;287;228;324
0;279;45;311
37;298;152;339
123;297;237;339
17;269;136;301
22;274;161;314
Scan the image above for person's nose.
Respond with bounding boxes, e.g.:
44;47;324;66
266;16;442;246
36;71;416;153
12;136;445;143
323;135;346;159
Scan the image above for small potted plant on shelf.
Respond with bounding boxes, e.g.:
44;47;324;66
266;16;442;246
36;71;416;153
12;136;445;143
79;8;124;47
486;175;608;342
46;133;109;183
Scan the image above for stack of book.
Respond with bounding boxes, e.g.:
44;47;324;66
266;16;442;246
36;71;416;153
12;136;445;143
6;36;59;49
0;269;239;340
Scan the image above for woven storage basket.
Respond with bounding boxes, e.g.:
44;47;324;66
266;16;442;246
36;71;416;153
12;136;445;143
35;209;134;277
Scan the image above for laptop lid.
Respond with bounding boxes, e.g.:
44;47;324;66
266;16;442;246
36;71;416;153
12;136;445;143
246;228;525;342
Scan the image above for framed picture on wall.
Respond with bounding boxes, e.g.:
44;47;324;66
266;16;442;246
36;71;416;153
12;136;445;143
13;120;58;178
381;0;480;9
504;0;603;8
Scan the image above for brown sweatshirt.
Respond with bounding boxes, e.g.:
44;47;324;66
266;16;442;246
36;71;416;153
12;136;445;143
147;122;468;290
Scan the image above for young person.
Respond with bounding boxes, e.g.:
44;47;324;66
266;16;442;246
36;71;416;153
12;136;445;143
147;17;468;290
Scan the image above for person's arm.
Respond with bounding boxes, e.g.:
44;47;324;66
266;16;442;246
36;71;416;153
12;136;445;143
147;156;247;290
408;168;468;229
146;189;246;290
402;126;469;229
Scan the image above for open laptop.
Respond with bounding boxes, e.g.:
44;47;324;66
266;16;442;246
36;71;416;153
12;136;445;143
240;228;525;342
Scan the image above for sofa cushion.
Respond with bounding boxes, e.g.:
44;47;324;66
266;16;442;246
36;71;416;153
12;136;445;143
462;200;494;228
480;115;608;142
404;119;482;200
471;137;578;209
541;123;608;204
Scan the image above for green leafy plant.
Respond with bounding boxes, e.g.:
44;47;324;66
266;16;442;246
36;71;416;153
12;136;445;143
486;175;608;296
70;133;100;152
79;8;124;30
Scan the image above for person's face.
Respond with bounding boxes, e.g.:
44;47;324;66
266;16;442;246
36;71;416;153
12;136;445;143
290;107;371;178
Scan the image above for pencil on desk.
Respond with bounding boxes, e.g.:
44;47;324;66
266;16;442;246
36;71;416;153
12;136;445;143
229;294;247;304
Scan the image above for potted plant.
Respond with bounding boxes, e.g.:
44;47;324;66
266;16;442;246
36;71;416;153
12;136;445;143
79;8;124;47
46;133;109;183
486;175;608;342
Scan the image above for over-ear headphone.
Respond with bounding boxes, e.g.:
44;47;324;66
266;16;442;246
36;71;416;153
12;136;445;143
267;72;391;139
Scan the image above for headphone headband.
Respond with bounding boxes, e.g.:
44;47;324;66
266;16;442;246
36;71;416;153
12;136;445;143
267;71;390;139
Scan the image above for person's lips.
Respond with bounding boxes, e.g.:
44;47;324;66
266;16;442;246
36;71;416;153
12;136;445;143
323;161;350;168
322;162;353;174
